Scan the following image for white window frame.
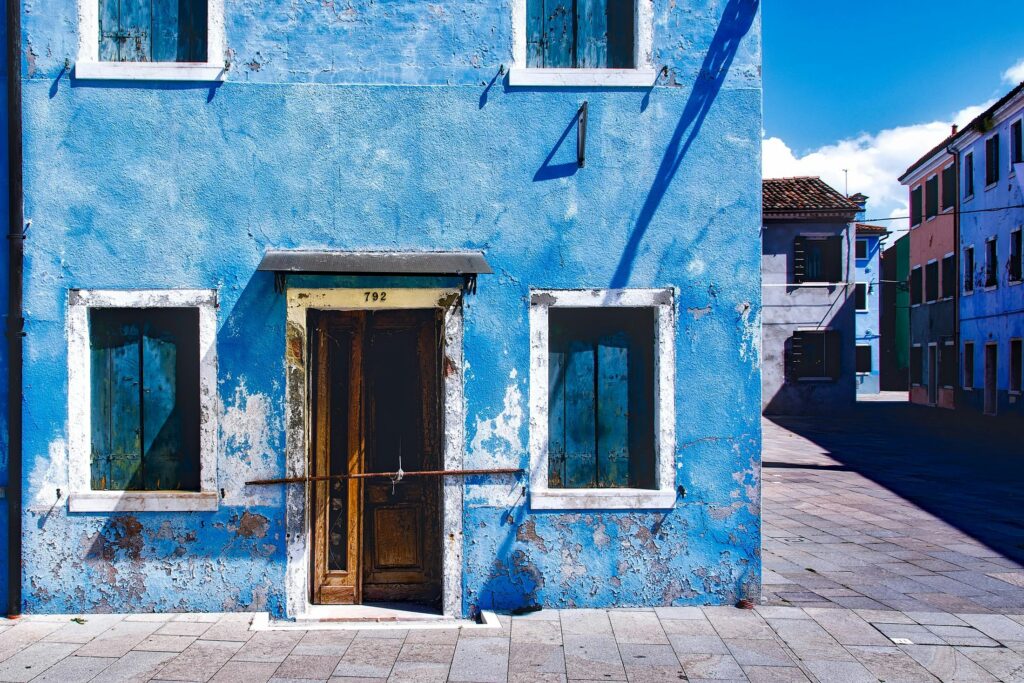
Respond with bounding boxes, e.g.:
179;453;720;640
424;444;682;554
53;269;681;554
1010;117;1023;173
985;133;1000;191
910;265;923;307
854;282;869;312
509;0;656;87
67;289;219;512
855;238;869;261
925;173;939;222
75;0;226;81
855;344;872;376
528;288;676;510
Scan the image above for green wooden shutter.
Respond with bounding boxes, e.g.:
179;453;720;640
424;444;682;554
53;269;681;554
563;340;597;488
547;349;567;487
596;334;629;488
141;327;184;490
91;320;143;491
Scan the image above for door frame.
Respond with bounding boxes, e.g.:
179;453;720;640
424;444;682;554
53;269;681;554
984;342;998;416
927;343;938;406
283;287;465;620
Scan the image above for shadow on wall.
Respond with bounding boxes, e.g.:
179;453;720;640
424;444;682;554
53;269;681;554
610;0;760;288
764;401;1024;565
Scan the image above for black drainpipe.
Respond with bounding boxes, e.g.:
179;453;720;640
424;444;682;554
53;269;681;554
946;132;959;412
6;0;24;617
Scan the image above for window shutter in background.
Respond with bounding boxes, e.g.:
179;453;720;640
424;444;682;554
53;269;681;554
563;340;597;488
141;329;185;490
577;0;609;69
793;237;807;284
99;0;206;62
825;331;841;379
547;349;567;487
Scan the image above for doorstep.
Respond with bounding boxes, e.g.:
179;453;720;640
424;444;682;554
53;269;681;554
252;604;502;631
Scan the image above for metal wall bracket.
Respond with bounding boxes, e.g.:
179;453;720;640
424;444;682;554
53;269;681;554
577;101;588;168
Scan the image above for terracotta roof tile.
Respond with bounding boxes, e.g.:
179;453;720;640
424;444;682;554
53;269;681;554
856;223;890;235
763;177;861;215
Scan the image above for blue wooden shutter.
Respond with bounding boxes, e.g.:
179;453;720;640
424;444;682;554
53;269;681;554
541;0;574;68
596;334;629;488
91;321;143;491
526;0;547;68
141;329;184;490
576;0;608;69
99;0;206;62
563;340;597;488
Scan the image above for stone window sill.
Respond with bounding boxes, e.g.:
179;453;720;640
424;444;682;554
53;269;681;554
75;61;227;82
69;491;219;513
530;487;676;510
508;68;657;88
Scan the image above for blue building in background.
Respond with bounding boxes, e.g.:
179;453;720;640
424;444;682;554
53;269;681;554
854;217;888;395
952;81;1024;419
9;0;764;618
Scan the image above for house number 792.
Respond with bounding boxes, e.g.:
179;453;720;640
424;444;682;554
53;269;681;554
364;291;388;303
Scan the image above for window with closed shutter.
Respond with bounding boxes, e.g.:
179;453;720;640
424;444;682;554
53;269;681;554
964;247;975;292
856;346;872;374
1012;120;1023;165
925;261;939;302
99;0;207;62
942;165;956;211
910;187;923;226
964;152;975;197
793;236;842;284
964;342;975;389
527;0;635;69
910;346;923;385
789;331;840;381
90;308;200;491
910;267;923;305
547;307;655;490
1010;230;1022;283
925;175;939;219
942;255;955;299
986;135;1000;186
986;239;998;288
854;283;867;311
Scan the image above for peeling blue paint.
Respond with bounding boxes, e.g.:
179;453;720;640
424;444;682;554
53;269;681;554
14;0;763;616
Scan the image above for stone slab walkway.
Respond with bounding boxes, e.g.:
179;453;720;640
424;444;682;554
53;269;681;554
1;401;1023;681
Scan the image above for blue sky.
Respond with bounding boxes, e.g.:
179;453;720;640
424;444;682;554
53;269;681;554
762;1;1024;226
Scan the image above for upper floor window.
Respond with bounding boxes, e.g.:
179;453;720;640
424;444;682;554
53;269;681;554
788;330;840;382
910;266;922;305
964;152;975;198
941;165;956;211
855;239;868;260
910;186;923;226
527;0;634;69
1011;228;1023;284
1012;120;1023;167
925;175;939;219
925;260;939;302
964;246;975;293
986;135;1000;187
942;254;955;299
77;0;224;80
511;0;655;86
985;238;998;288
794;235;842;284
854;283;867;311
99;0;207;62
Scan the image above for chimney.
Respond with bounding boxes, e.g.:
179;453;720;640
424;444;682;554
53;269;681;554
848;193;868;222
952;124;959;136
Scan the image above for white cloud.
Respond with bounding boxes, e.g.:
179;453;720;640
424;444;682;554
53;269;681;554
763;104;989;234
1004;58;1024;85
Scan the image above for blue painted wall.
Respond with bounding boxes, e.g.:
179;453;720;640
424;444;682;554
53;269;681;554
18;0;762;615
855;232;883;395
957;96;1024;418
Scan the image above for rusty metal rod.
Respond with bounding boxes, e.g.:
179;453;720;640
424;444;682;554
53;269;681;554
245;468;524;486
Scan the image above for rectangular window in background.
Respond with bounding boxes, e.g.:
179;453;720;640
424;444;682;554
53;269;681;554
986;135;1000;186
910;266;923;305
940;343;956;388
855;239;868;260
99;0;208;62
794;235;843;283
855;282;868;311
789;330;841;381
547;307;655;490
1012;339;1023;395
925;260;939;302
925;175;939;219
942;165;956;211
1012;119;1023;166
964;342;975;389
964;246;975;293
89;307;200;492
964;152;975;197
856;345;872;374
986;238;998;288
942;254;956;299
1011;229;1023;283
910;345;923;385
526;0;636;69
910;186;923;226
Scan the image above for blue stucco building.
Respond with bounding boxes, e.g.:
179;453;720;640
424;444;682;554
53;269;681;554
952;82;1024;419
853;211;888;396
8;0;763;618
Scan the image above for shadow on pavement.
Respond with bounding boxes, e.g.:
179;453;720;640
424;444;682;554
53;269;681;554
765;400;1024;565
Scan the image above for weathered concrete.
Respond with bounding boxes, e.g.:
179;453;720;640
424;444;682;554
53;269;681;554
14;0;765;617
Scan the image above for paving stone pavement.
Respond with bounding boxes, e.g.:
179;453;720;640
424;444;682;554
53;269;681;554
0;401;1022;682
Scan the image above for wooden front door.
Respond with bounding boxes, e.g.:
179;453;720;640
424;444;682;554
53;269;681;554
310;309;443;607
985;344;998;416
